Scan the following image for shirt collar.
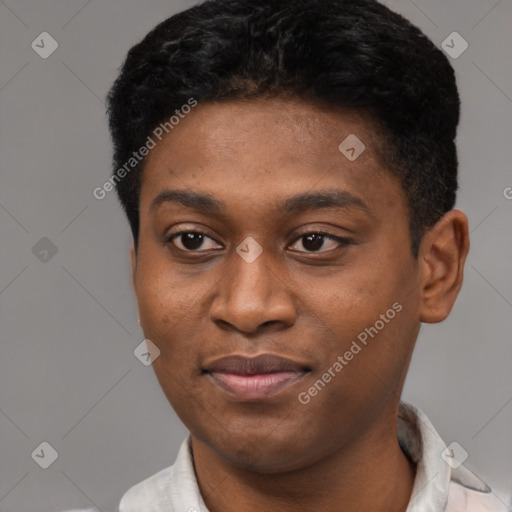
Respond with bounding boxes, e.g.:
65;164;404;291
397;401;452;511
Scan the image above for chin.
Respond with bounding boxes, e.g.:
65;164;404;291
203;426;318;474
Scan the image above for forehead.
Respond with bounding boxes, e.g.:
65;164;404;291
140;98;403;218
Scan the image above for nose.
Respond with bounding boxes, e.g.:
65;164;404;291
209;248;297;334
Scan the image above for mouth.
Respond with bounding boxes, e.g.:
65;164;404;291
203;354;311;400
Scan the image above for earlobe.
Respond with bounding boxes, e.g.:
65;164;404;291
418;210;470;323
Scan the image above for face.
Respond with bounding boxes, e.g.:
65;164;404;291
132;98;424;473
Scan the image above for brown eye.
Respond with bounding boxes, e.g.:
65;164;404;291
168;231;222;252
289;232;351;253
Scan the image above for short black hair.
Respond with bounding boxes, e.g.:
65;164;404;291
106;0;460;256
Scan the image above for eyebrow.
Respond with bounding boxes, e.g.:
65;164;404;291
280;190;372;216
151;190;224;214
150;189;372;216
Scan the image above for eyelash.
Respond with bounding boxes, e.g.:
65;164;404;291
166;229;352;254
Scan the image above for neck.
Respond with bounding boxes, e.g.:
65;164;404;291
191;412;416;512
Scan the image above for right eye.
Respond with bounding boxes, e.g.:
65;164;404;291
167;230;223;252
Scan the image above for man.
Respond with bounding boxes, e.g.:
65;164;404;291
101;0;508;510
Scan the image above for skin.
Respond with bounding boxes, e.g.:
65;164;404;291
130;98;469;512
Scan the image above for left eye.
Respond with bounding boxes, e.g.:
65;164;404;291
168;231;222;252
288;232;350;253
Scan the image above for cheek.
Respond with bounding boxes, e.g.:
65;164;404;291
308;259;416;375
135;243;179;309
308;261;400;328
135;266;219;379
135;261;192;345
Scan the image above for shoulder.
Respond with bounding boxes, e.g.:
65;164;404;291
447;481;509;512
446;466;510;512
60;509;100;512
117;436;201;512
118;464;175;512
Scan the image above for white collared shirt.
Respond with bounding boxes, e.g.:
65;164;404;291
116;402;509;512
64;402;509;512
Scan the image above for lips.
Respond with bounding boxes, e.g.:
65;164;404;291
203;354;310;400
205;353;309;375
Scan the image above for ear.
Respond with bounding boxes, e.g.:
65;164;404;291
130;242;137;294
418;209;470;323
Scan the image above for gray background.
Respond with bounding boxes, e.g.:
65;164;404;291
0;0;511;511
